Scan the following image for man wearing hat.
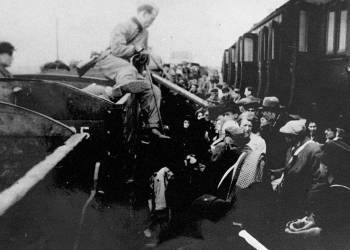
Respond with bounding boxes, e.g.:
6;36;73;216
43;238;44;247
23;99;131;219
0;41;15;78
270;120;321;220
259;96;290;170
97;2;169;139
206;88;221;106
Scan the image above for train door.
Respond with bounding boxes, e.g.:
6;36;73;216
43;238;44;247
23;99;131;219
229;44;236;86
235;37;242;89
257;27;269;98
240;33;258;92
266;21;281;97
289;3;314;112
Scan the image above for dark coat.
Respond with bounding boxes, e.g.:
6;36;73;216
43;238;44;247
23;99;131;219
280;138;322;219
260;113;290;170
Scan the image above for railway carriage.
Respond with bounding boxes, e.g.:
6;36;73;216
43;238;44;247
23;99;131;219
222;0;350;119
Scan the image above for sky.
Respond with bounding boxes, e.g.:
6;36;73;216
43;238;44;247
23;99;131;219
1;0;289;73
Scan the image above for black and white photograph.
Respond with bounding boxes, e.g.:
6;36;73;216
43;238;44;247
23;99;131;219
1;0;350;249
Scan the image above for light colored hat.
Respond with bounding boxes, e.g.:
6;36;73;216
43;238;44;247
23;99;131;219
225;126;245;141
222;120;239;135
280;120;306;135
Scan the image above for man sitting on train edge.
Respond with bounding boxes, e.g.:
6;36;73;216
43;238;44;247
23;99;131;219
0;41;15;78
98;2;169;139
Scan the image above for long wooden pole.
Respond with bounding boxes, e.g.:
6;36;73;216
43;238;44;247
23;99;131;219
152;73;209;108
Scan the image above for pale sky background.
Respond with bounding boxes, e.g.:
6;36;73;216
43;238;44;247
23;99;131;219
1;0;289;73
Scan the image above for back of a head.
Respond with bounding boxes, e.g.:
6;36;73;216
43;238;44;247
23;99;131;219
137;2;159;14
0;41;15;55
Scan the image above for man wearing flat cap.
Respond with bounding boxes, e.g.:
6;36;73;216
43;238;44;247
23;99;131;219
0;41;15;78
259;96;290;171
270;120;321;220
98;2;169;138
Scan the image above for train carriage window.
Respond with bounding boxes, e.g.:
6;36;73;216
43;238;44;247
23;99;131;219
326;0;347;55
239;39;243;62
231;46;236;63
244;38;254;62
225;50;229;64
338;10;347;53
326;11;335;54
299;10;308;52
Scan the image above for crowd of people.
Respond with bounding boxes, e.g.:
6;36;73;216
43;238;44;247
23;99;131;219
140;77;350;250
1;1;350;248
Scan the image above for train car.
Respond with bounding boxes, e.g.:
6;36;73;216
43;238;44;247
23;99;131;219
222;0;350;119
2;74;140;158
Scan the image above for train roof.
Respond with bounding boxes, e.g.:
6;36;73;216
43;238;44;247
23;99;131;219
248;0;332;33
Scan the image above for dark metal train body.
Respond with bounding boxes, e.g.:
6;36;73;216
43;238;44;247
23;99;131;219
222;0;350;119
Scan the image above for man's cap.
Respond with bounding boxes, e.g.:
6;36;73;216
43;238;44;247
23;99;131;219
279;120;306;135
222;102;240;114
0;42;15;54
236;97;252;106
222;120;239;132
243;98;260;109
258;96;282;111
317;140;350;169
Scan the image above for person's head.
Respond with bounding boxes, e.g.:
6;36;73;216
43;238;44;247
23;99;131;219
259;97;281;123
240;118;253;138
306;120;317;136
136;2;159;29
224;125;247;149
163;64;170;72
0;42;15;68
209;88;219;97
222;103;240;123
232;88;240;99
244;86;255;97
189;84;198;93
204;109;210;121
280;120;306;145
196;109;204;120
215;115;224;134
184;120;190;128
325;125;336;141
318;140;350;183
222;87;230;96
238;113;260;136
243;101;259;116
